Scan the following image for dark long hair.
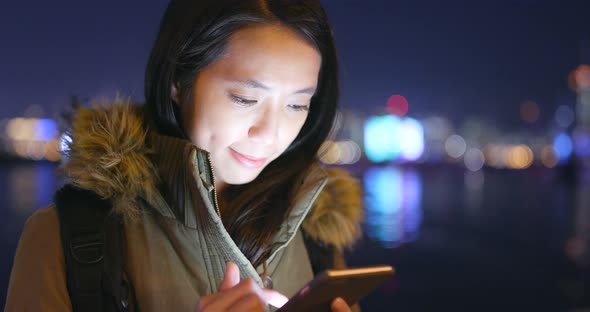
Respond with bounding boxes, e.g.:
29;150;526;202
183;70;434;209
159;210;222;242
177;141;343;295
144;0;339;267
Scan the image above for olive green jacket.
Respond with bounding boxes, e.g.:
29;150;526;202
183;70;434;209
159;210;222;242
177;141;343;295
5;103;363;311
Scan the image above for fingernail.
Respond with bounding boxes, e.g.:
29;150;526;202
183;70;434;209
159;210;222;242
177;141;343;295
332;297;345;307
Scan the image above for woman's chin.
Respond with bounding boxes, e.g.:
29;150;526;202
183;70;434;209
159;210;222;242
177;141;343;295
218;171;261;187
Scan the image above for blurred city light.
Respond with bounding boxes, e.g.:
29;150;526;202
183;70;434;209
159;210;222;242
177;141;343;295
320;141;340;165
319;140;362;165
398;117;424;161
364;166;422;248
422;116;453;141
364;115;401;162
574;64;590;91
553;132;573;162
7;118;34;141
44;139;61;162
2;117;61;161
386;95;409;117
0;97;582;170
445;134;467;159
8;163;58;215
364;115;424;163
420;116;453;163
483;144;505;168
34;119;58;141
555;105;575;128
464;148;485;171
572;129;590;158
508;145;534;169
541;146;559;168
339;140;362;164
520;100;540;124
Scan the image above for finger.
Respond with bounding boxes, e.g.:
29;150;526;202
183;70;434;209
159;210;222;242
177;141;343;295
219;262;240;291
204;279;264;311
227;293;265;312
331;297;351;312
261;289;288;309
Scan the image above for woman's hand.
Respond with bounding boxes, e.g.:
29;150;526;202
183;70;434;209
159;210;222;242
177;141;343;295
331;297;352;312
196;262;288;312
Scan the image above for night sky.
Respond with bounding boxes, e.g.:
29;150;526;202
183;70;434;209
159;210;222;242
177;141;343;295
1;1;589;129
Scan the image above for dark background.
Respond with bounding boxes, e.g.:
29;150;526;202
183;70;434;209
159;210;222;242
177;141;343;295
1;1;588;127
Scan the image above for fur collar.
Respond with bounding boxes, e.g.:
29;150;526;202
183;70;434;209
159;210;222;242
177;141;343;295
61;99;363;250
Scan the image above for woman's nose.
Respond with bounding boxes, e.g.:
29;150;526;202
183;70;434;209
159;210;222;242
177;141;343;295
248;107;279;145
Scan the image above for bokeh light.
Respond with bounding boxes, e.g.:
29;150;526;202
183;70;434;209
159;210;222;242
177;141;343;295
555;105;575;128
3;117;62;161
364;166;422;248
483;144;506;168
575;64;590;90
34;119;58;141
573;129;590;158
464;148;485;171
520;100;540;124
445;134;467;159
364;115;401;162
339;141;362;164
553;132;573;162
7;118;34;141
398;117;424;161
319;140;362;165
508;145;534;169
386;95;409;117
319;141;341;165
26;141;45;160
541;146;559;168
422;116;453;141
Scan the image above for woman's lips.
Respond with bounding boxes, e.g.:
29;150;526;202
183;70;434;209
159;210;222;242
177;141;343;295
229;148;267;168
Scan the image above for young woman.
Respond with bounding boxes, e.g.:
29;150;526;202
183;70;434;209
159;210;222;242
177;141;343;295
5;0;363;311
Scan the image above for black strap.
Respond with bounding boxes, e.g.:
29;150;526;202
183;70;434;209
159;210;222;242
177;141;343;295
55;184;129;312
302;230;336;275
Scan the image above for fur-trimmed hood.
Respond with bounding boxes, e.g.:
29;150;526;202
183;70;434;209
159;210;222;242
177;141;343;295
61;99;363;250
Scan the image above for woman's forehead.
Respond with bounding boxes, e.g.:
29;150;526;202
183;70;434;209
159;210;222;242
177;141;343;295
203;24;321;91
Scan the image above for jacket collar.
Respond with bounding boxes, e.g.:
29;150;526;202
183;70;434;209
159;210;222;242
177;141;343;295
61;100;363;250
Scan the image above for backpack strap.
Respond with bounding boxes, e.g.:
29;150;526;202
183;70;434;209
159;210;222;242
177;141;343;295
301;230;336;275
54;184;129;312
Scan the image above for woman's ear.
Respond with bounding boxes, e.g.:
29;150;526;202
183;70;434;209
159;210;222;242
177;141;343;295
171;83;180;105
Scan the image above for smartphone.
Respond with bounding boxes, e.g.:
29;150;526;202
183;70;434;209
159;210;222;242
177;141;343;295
277;265;394;312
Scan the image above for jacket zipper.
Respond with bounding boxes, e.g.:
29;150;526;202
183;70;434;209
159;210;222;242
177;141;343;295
204;152;222;218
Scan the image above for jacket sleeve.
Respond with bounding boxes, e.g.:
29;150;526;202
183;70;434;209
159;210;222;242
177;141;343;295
4;205;73;311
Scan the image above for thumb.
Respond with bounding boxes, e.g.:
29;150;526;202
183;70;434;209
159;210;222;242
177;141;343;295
219;262;240;291
331;297;351;312
262;289;288;309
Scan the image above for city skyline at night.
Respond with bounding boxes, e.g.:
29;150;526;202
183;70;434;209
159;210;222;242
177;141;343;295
1;1;589;130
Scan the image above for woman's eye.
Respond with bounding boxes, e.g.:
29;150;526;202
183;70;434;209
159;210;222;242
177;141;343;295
229;94;257;106
289;104;310;112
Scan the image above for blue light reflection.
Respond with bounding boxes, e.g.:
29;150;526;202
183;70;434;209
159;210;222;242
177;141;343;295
363;166;423;248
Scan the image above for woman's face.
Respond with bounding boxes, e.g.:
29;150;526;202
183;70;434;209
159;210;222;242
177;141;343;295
181;24;321;189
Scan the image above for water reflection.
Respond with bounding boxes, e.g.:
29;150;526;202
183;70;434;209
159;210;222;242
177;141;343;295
363;166;422;248
566;170;590;269
6;162;58;216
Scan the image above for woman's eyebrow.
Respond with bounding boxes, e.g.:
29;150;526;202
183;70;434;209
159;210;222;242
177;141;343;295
229;79;316;95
